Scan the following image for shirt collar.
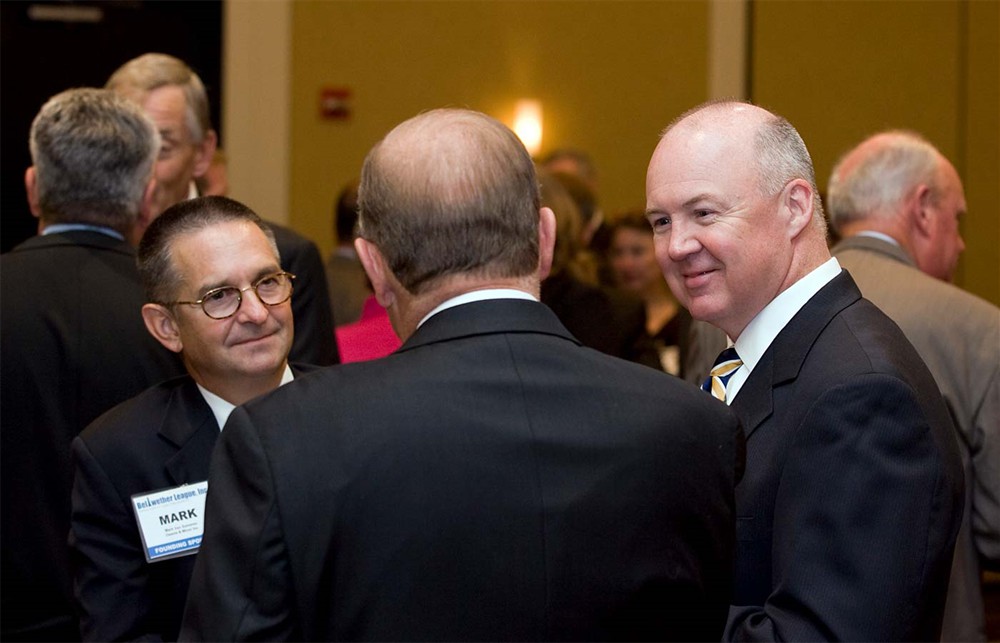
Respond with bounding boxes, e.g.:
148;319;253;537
197;364;294;430
854;230;901;247
41;223;124;241
418;288;537;329
727;257;841;402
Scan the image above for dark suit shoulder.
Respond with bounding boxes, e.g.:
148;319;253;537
832;297;934;378
3;231;135;257
79;376;194;450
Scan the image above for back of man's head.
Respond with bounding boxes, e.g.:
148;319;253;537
29;87;158;234
106;52;212;144
827;130;941;233
137;195;278;305
357;108;540;295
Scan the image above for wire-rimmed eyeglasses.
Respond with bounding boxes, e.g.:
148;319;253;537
165;271;295;320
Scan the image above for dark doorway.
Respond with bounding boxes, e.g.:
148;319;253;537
1;1;223;253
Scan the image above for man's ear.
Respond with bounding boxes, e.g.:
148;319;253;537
537;206;556;281
25;167;41;218
141;303;183;354
191;130;219;179
355;237;396;309
782;179;815;240
913;184;935;238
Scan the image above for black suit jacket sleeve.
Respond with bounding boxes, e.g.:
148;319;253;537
180;406;297;641
725;373;960;641
70;437;157;641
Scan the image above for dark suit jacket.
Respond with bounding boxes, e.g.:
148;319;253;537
723;271;964;641
268;223;339;366
1;231;185;641
182;299;744;641
69;367;316;642
833;235;1000;642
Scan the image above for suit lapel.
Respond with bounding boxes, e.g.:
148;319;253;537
399;299;580;352
159;367;317;484
160;379;220;486
731;271;863;438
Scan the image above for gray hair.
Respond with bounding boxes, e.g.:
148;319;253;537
827;130;940;232
357;108;540;295
137;196;279;304
29;88;159;234
106;53;213;143
754;112;827;232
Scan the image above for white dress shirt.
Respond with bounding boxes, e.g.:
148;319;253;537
726;258;842;404
197;364;295;430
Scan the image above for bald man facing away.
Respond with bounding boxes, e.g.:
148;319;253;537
180;108;743;641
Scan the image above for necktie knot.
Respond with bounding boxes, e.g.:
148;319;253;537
701;346;743;402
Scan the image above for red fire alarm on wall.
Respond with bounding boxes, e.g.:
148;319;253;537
320;87;351;120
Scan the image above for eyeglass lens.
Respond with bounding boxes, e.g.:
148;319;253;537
202;273;293;319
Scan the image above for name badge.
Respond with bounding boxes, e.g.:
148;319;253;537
131;481;209;563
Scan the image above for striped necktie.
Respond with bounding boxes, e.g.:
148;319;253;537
701;346;743;402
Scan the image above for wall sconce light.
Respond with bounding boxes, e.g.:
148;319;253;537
512;99;543;157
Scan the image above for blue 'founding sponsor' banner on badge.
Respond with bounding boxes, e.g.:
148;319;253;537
149;535;203;559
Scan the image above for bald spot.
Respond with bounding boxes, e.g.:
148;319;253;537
373;110;512;210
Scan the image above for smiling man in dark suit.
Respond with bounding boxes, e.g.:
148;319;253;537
69;196;315;641
181;108;744;641
645;100;964;641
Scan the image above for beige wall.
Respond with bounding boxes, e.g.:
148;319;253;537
752;0;998;304
225;0;998;306
287;0;709;254
223;0;292;225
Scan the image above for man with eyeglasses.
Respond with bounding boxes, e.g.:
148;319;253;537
68;195;316;641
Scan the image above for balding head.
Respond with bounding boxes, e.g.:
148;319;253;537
828;130;966;281
357;109;541;295
664;101;826;227
828;130;943;229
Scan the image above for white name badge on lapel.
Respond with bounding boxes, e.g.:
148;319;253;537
131;481;209;563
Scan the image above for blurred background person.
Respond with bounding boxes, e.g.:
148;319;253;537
608;210;691;376
540;148;617;285
538;170;658;368
326;178;369;326
540;147;599;194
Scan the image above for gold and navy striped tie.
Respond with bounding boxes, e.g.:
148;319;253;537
701;347;743;402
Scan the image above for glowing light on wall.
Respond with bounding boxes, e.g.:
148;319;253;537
512;99;543;157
